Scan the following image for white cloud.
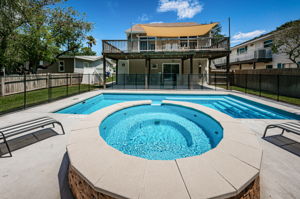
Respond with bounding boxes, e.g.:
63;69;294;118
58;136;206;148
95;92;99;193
157;0;203;19
150;21;164;24
138;14;150;22
233;30;266;40
232;30;266;44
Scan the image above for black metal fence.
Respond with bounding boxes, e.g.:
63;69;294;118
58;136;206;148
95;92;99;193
0;74;105;115
1;73;299;115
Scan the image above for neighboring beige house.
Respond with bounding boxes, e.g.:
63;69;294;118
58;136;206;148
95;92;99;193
213;31;300;70
38;56;115;75
102;22;230;87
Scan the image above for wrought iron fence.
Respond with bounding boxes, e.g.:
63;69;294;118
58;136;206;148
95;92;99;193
1;73;299;115
0;74;106;115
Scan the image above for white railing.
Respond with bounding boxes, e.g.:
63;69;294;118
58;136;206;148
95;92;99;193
103;37;229;53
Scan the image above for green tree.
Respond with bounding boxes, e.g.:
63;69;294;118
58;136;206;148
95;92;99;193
0;0;93;74
78;47;97;56
0;0;61;73
273;20;300;68
86;35;96;48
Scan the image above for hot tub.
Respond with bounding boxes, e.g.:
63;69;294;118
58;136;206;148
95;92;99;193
100;104;223;160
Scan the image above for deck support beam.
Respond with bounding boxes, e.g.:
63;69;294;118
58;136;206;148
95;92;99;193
116;59;119;84
103;56;106;89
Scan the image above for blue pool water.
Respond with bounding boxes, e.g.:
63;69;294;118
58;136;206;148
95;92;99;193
56;93;300;119
100;104;223;160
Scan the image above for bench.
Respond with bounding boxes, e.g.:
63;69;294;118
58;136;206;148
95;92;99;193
0;117;65;157
263;122;300;138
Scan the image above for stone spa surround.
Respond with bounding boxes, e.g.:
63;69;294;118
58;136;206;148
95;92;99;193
67;100;262;199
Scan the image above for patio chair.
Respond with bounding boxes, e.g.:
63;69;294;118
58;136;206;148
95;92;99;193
0;116;65;157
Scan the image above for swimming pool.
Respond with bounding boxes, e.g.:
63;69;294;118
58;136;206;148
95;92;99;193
100;104;223;160
56;93;300;119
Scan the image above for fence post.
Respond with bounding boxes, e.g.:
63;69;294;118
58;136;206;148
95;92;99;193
259;74;261;97
79;74;81;93
70;74;73;86
135;74;137;89
23;73;26;109
226;72;229;90
48;74;51;102
188;74;191;89
66;74;69;96
245;74;247;94
0;76;5;96
277;74;280;101
124;74;126;89
214;73;216;90
88;74;91;91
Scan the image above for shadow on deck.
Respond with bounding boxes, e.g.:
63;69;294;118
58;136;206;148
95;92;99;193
0;128;59;157
263;135;300;157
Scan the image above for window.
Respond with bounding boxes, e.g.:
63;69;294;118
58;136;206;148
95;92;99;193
180;37;188;48
151;64;158;69
58;61;65;72
139;37;155;51
266;65;273;69
237;46;248;54
264;40;273;48
83;62;89;68
277;63;285;69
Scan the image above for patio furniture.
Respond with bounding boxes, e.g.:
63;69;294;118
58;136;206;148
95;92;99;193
263;122;300;138
0;116;65;157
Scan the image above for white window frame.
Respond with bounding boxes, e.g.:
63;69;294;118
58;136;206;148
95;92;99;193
58;60;65;72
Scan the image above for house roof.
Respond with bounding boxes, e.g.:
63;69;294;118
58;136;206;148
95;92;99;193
125;22;218;37
59;56;115;65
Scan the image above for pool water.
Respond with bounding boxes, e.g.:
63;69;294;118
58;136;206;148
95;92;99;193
100;104;223;160
56;93;300;119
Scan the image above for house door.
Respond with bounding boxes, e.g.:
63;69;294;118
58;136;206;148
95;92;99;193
163;64;179;88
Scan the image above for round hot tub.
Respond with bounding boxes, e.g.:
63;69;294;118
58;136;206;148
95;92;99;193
100;104;223;160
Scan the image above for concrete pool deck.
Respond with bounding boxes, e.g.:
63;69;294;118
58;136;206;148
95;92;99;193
0;89;300;199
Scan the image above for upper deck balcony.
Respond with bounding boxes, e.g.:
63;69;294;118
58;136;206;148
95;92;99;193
102;37;230;59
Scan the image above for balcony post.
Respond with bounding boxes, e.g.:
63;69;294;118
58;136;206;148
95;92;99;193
116;59;119;84
226;55;230;89
103;56;106;89
181;58;184;74
253;62;256;69
189;56;193;89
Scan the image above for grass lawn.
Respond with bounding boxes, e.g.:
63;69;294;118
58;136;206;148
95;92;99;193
0;84;92;113
221;85;300;106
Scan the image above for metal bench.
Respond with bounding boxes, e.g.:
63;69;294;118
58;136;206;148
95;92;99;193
263;122;300;138
0;116;65;157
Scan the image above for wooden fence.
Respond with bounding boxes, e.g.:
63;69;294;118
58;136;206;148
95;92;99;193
0;73;85;96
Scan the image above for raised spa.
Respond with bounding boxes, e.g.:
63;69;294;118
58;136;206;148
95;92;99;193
99;104;223;160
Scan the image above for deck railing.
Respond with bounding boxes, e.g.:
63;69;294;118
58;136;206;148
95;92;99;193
103;37;230;53
214;49;273;66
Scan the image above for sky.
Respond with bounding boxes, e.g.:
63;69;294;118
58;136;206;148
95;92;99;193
59;0;300;55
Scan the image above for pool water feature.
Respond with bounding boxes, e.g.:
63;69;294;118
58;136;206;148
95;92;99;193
56;93;300;119
100;104;223;160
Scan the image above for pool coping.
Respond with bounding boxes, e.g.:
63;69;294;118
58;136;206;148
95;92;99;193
67;100;263;199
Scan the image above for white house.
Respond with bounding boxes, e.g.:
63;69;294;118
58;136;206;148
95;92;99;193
213;32;300;70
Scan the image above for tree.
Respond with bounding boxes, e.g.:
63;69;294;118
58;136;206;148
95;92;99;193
272;20;300;68
0;0;61;73
86;35;96;48
0;0;93;74
78;47;97;56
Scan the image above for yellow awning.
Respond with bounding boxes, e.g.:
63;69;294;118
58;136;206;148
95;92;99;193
140;23;218;37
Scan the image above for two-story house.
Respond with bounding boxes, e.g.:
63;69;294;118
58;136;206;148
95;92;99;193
214;31;299;70
102;22;230;88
